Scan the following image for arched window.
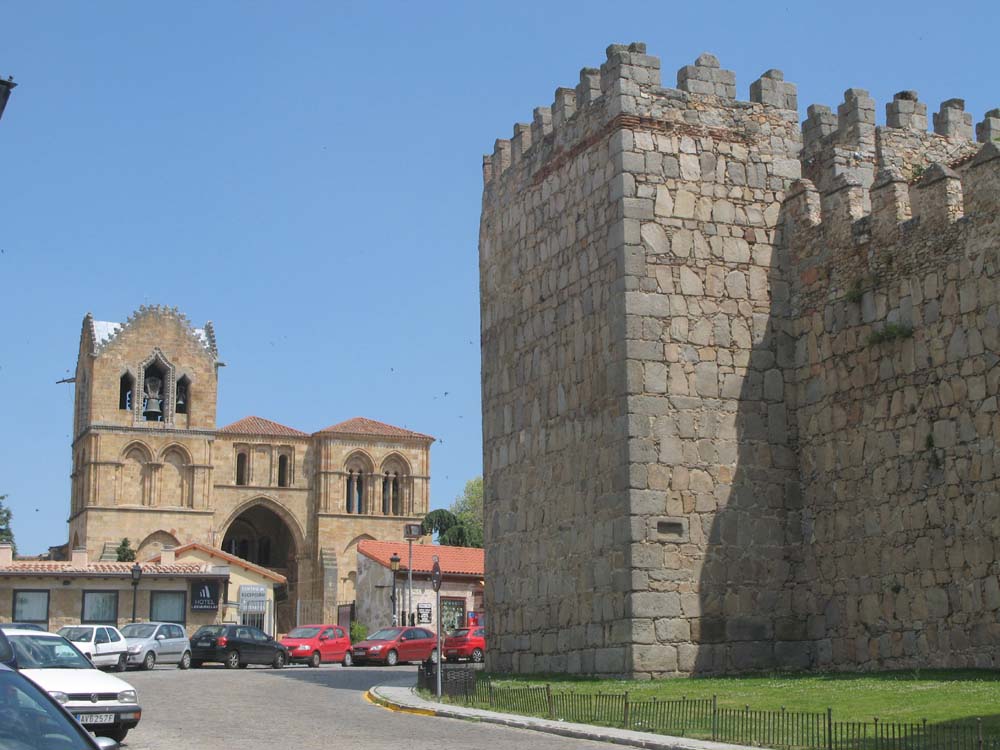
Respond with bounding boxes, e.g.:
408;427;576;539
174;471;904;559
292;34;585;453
236;452;249;486
355;474;365;513
382;474;391;514
175;375;190;415
392;474;401;515
277;455;290;488
345;472;354;513
119;372;134;411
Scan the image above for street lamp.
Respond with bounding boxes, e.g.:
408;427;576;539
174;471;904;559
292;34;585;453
0;77;16;122
403;523;423;626
130;563;142;623
389;553;400;626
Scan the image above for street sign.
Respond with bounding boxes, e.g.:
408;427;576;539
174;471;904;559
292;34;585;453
430;558;442;592
238;584;267;614
417;603;432;624
403;523;423;540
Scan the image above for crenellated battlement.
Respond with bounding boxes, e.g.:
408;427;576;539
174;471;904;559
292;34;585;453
785;142;1000;282
482;42;800;190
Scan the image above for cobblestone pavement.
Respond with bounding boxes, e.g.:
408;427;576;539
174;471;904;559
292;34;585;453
119;662;620;750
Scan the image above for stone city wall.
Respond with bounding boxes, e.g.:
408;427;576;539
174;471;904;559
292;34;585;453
480;41;1000;677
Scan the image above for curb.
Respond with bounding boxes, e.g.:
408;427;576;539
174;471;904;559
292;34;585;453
366;687;754;750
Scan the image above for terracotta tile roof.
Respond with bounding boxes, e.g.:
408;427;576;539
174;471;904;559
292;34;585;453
148;542;287;584
358;540;483;577
218;415;308;438
0;561;218;577
315;417;434;441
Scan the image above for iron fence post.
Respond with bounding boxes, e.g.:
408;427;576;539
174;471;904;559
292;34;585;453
979;718;984;750
624;691;630;729
546;684;554;718
827;707;833;750
712;694;718;742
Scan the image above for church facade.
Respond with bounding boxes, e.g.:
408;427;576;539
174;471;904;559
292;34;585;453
66;305;433;629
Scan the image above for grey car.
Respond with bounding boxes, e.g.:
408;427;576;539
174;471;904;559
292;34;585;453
121;622;191;670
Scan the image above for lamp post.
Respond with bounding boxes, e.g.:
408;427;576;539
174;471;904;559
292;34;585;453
130;563;142;623
0;77;16;122
403;523;423;626
389;552;400;626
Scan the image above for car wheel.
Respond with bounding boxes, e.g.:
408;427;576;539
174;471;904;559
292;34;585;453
225;650;241;669
430;648;438;664
309;651;321;668
115;654;127;672
272;651;286;669
143;651;156;671
471;648;484;663
385;649;398;666
191;659;203;668
179;651;192;670
342;651;353;667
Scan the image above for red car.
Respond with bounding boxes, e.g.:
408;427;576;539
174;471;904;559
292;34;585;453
280;624;353;667
351;626;438;666
443;627;486;663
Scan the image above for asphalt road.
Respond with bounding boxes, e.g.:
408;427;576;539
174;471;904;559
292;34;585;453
120;662;621;750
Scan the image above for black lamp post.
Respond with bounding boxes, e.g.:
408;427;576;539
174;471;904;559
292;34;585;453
130;563;142;623
0;77;16;122
389;552;400;626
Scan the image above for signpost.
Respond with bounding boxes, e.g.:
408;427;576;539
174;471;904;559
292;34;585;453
431;556;442;699
404;522;423;626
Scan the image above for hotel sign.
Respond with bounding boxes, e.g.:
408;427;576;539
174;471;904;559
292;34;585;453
190;580;221;611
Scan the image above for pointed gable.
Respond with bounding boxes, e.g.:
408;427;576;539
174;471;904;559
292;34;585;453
315;417;434;442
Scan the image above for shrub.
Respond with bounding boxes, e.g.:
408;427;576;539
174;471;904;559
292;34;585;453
349;621;368;644
867;323;914;346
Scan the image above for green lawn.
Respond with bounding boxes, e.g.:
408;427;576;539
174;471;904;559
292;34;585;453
445;670;1000;737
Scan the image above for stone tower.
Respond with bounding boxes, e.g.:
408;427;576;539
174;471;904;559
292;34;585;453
480;43;999;676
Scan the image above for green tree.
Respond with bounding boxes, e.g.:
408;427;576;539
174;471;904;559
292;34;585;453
419;479;485;549
0;495;15;555
115;538;136;562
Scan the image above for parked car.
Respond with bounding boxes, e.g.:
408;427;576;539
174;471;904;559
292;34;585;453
56;625;129;672
443;627;486;663
121;622;192;670
190;624;288;669
0;663;121;749
0;622;47;632
0;627;13;669
4;628;141;743
280;624;353;667
351;626;438;666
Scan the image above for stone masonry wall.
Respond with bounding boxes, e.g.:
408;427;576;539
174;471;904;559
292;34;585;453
783;144;1000;669
481;41;1000;677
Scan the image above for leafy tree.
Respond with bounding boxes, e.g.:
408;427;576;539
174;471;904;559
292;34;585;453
450;477;483;529
0;494;15;555
115;538;136;562
349;621;368;644
422;509;460;538
419;479;485;549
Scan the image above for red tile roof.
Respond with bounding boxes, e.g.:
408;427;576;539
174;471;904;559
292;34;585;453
0;561;218;577
148;542;286;584
315;417;434;441
218;416;309;438
358;540;483;576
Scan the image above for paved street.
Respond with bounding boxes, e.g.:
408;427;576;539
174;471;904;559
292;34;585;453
120;663;620;750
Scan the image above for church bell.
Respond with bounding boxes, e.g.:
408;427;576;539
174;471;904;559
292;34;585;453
143;397;162;420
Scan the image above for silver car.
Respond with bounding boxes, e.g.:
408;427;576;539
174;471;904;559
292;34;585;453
121;622;191;670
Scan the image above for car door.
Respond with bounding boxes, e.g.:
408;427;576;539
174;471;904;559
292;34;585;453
234;626;257;662
152;625;173;659
170;625;189;658
334;627;350;660
106;627;127;662
93;627;113;666
318;628;337;662
250;627;273;664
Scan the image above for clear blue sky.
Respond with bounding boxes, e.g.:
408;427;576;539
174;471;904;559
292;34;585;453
0;1;995;554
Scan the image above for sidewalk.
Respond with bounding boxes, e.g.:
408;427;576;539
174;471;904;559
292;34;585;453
367;684;757;750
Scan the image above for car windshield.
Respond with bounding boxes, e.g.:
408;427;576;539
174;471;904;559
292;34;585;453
9;634;93;670
367;628;403;641
450;629;470;637
0;633;11;664
0;669;95;749
286;627;320;638
193;625;227;638
122;623;158;639
56;627;93;643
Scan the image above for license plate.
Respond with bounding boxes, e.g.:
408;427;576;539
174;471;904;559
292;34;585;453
77;714;115;725
197;640;211;647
